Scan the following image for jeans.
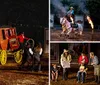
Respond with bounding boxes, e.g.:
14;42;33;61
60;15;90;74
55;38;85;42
77;71;85;82
63;68;69;80
32;53;41;71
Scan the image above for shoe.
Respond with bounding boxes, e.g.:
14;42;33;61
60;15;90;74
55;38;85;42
38;71;42;73
77;81;79;83
81;81;84;84
51;79;54;81
55;80;57;82
31;70;35;72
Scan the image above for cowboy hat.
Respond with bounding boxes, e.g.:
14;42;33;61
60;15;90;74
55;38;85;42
63;49;68;53
70;6;74;9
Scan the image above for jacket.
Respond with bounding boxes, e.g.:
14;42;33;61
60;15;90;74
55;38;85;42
78;55;88;65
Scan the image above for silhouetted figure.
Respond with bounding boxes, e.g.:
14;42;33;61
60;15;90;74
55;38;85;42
19;43;33;70
32;43;43;72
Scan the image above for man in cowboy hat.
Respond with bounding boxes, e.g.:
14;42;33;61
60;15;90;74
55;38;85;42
67;6;74;17
60;49;72;80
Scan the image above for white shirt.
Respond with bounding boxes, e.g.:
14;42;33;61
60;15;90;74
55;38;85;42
39;48;43;55
29;48;33;55
77;23;83;31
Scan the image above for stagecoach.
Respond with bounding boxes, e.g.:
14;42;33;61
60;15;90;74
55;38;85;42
0;27;34;65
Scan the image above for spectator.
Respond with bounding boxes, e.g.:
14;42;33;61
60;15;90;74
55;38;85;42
33;43;43;72
78;52;89;68
51;64;58;82
60;49;72;80
90;52;99;84
77;64;88;84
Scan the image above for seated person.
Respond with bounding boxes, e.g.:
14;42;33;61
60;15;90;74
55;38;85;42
77;64;88;84
51;64;58;82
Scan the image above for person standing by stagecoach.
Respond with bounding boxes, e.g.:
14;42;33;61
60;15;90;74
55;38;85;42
33;43;43;72
17;32;29;50
19;43;34;69
60;49;72;80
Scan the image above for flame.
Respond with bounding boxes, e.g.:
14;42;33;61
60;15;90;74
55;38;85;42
87;16;94;29
70;16;74;24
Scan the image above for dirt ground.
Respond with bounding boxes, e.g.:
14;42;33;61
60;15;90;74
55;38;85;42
50;66;99;85
0;70;48;85
50;29;100;41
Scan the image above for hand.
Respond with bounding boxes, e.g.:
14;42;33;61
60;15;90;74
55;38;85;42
91;63;94;65
81;60;85;64
52;71;55;75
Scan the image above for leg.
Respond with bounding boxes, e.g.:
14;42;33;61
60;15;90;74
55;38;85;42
31;54;35;71
65;68;69;79
67;27;72;35
51;72;55;81
97;76;100;84
81;72;85;83
19;51;28;68
63;68;68;80
63;68;66;80
60;25;67;36
34;53;41;71
77;71;81;82
95;75;98;82
55;71;58;81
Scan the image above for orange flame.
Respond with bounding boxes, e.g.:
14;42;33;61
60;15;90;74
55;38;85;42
70;16;74;24
87;16;94;29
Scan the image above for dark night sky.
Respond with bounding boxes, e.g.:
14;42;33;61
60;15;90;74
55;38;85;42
0;0;48;45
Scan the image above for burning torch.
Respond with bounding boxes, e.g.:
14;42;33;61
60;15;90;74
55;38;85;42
86;16;94;40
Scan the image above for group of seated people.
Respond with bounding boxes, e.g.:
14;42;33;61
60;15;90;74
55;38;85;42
51;51;100;84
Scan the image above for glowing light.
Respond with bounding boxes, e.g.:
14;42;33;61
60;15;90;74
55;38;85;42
87;16;94;29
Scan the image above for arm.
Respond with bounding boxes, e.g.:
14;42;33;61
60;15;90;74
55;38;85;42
85;56;89;64
60;55;63;67
93;56;99;65
78;56;81;64
24;36;30;40
71;10;74;14
69;54;72;62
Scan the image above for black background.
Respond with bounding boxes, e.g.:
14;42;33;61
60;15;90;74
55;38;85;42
0;0;48;45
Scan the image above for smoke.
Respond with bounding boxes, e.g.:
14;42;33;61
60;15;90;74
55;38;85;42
51;0;89;16
51;0;68;17
71;0;89;14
